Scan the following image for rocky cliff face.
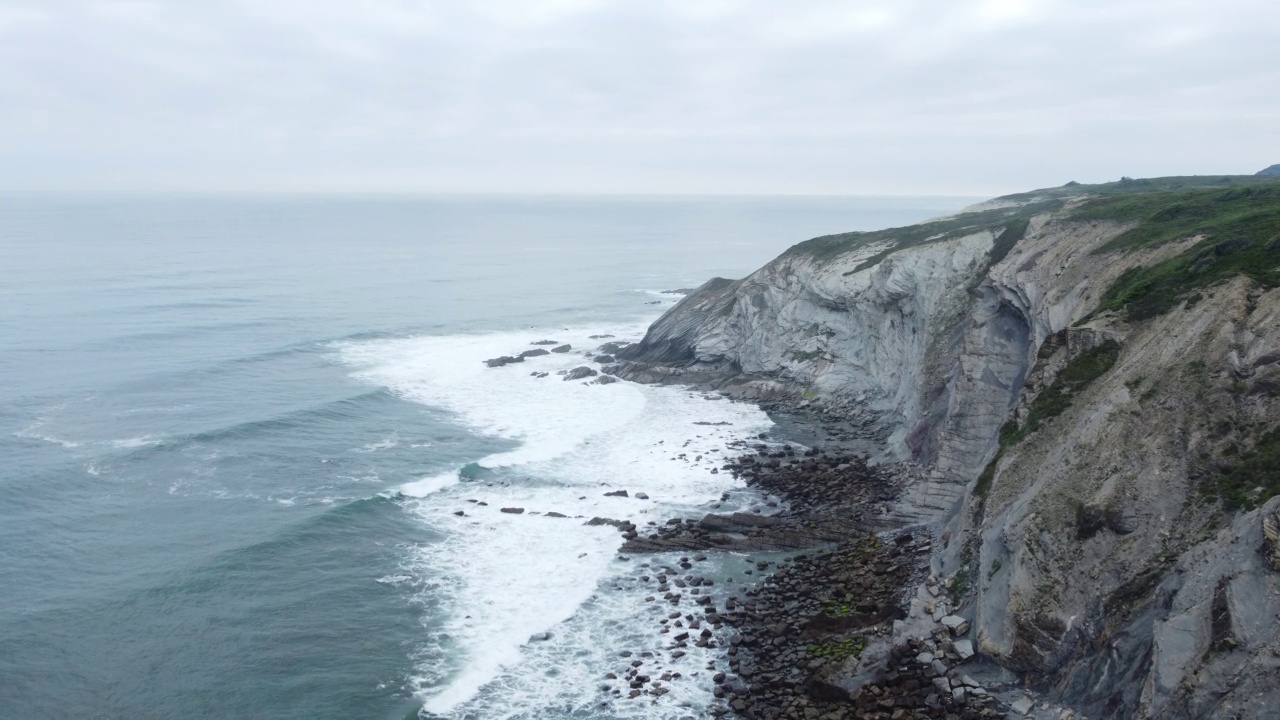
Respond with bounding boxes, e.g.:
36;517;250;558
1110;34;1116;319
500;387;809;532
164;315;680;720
616;176;1280;719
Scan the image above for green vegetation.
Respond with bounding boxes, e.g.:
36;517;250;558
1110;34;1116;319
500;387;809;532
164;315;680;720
988;217;1030;267
1205;426;1280;510
783;197;1062;270
949;538;977;602
822;599;855;617
791;349;823;362
1071;181;1280;321
785;175;1278;272
806;636;865;661
1001;339;1122;447
950;568;971;603
1091;235;1280;321
973;459;996;498
975;340;1122;501
1075;183;1280;253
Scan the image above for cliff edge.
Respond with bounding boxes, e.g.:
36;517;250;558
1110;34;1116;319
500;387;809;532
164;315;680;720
616;174;1280;719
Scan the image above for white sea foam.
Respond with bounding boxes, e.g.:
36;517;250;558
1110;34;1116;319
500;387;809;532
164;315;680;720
400;471;461;498
110;434;163;449
355;433;400;453
14;424;82;449
339;322;772;717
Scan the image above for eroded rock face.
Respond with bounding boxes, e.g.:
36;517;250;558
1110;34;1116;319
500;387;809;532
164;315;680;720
616;186;1280;719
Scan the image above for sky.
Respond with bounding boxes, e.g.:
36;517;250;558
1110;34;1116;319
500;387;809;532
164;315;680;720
0;0;1277;196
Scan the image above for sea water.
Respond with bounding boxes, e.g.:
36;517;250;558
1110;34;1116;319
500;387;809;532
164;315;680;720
0;194;971;720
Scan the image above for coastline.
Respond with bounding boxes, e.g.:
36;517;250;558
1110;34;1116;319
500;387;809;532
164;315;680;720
594;392;1014;720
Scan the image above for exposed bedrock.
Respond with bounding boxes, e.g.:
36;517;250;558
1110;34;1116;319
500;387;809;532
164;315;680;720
617;179;1280;719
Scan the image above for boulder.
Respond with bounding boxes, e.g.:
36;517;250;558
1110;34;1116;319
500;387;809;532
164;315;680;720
500;507;525;514
1010;696;1034;715
563;366;597;381
520;348;550;358
941;615;970;636
530;339;559;345
604;490;629;498
593;355;616;363
551;344;572;353
484;355;524;368
596;375;619;385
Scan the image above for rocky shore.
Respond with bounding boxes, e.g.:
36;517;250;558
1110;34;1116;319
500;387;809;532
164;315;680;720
483;330;1019;717
604;418;1011;720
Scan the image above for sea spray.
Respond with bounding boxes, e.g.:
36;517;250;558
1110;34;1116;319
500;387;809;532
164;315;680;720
340;323;772;717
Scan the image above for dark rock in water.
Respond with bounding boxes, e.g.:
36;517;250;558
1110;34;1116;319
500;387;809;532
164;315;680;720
530;371;549;378
530;339;560;345
528;631;553;642
585;517;636;532
500;507;525;514
520;348;550;358
604;490;629;498
551;344;572;353
596;375;619;385
545;511;568;518
698;512;781;533
1257;164;1280;176
598;341;632;354
635;492;649;500
485;355;524;367
563;366;597;381
593;355;616;363
453;510;465;516
662;288;696;295
645;300;662;305
589;334;614;339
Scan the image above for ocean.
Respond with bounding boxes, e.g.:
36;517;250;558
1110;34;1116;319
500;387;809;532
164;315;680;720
0;194;972;720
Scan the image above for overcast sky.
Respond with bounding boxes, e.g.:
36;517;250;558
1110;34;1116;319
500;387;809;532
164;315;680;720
1;0;1277;195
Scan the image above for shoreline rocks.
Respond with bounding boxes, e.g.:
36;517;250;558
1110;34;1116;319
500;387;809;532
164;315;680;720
564;366;598;381
600;417;1008;719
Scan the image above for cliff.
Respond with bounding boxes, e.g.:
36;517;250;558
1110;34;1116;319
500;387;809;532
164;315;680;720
615;175;1280;719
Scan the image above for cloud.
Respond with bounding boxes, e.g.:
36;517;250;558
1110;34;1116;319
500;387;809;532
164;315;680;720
0;0;1276;194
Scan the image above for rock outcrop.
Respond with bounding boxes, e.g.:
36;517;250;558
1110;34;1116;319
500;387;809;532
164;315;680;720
619;175;1280;719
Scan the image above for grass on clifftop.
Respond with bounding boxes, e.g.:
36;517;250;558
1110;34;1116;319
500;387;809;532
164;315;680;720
785;175;1278;274
783;198;1063;270
1076;182;1280;321
1091;233;1280;321
1077;182;1280;253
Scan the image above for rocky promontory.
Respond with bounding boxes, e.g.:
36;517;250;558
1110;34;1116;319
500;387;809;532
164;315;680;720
612;173;1280;719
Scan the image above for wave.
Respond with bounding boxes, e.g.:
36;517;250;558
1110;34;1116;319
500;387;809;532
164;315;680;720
338;322;774;716
110;434;164;449
118;388;398;454
13;428;82;449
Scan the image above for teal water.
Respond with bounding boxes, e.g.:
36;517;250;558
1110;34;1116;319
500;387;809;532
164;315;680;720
0;195;972;720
